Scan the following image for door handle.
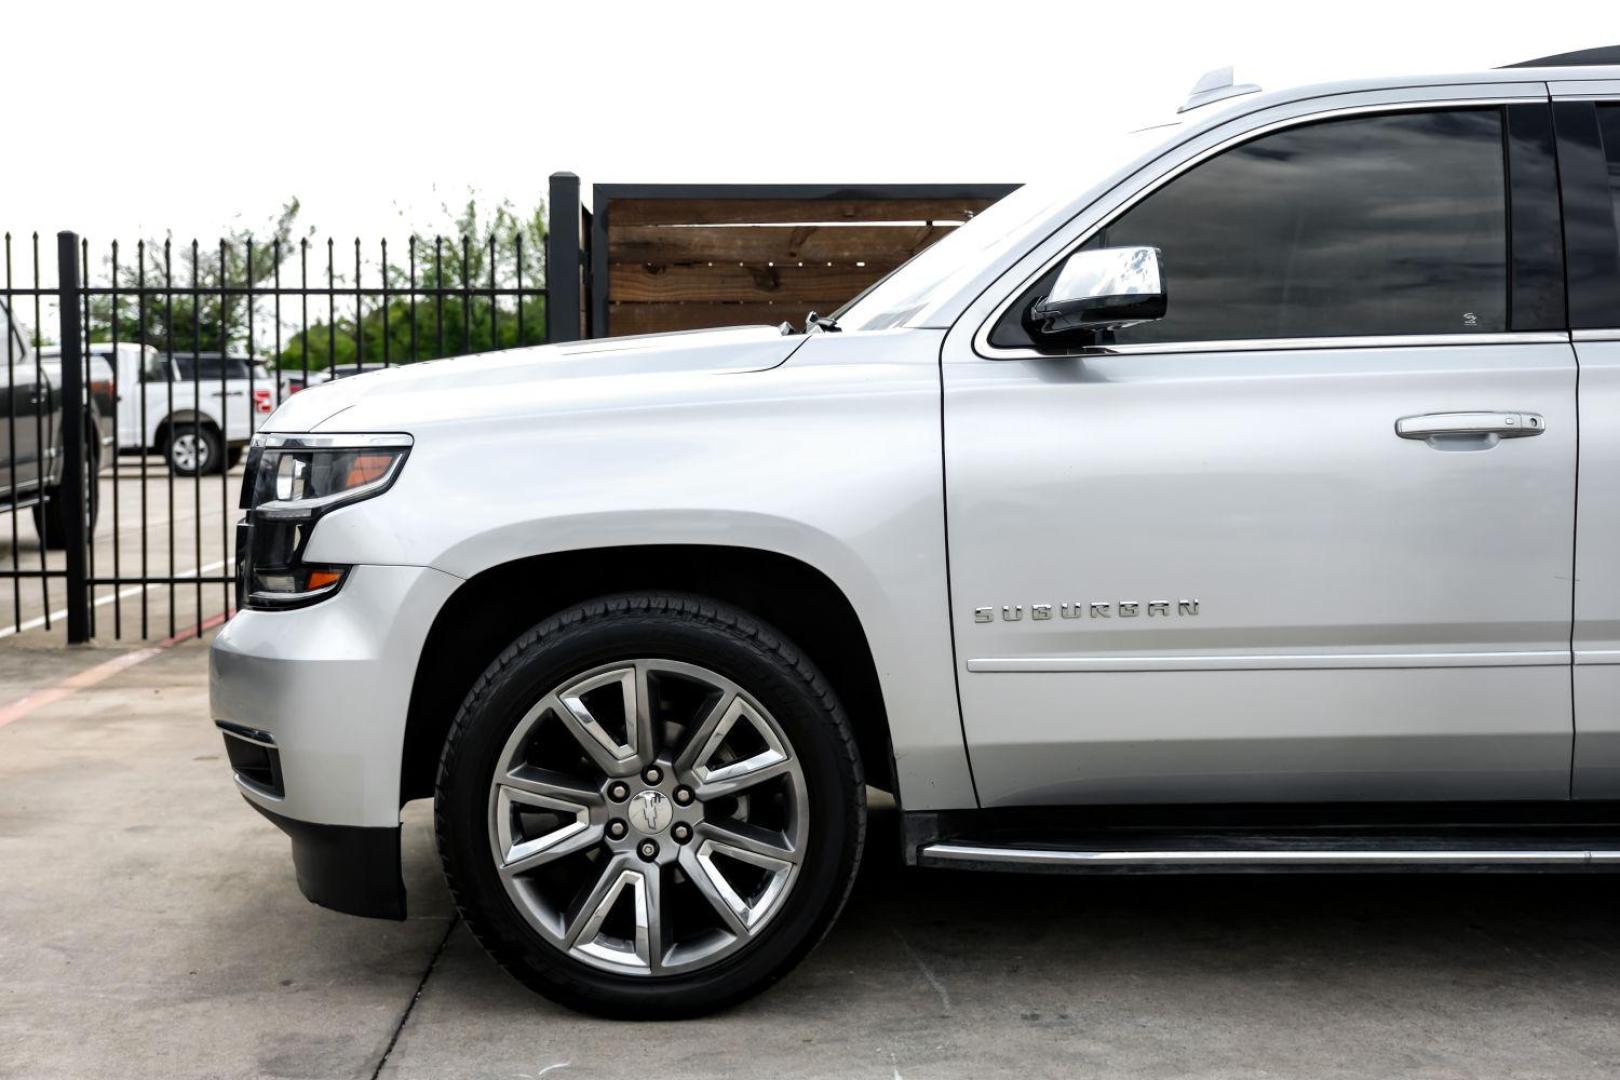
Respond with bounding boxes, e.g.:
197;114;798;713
1396;411;1545;440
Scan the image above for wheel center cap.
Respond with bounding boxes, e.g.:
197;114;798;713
628;790;673;834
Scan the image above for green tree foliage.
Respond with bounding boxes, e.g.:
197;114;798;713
274;197;547;374
89;202;304;353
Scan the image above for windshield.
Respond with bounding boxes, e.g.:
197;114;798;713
833;126;1182;332
832;183;1065;331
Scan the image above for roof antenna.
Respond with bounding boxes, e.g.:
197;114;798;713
1179;66;1262;114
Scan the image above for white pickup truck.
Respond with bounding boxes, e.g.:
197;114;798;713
42;343;274;474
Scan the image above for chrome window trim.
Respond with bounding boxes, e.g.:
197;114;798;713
1547;80;1620;99
972;97;1537;362
992;331;1568;358
1573;329;1620;342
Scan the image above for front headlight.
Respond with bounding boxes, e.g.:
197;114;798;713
236;433;412;609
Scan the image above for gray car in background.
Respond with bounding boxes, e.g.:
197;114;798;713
0;304;106;547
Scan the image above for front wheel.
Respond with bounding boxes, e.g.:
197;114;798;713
435;594;865;1018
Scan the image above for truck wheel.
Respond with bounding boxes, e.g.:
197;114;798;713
166;426;223;476
435;594;865;1018
34;443;100;550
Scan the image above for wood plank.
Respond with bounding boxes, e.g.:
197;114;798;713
608;223;955;265
608;263;892;304
607;197;1001;226
608;302;843;337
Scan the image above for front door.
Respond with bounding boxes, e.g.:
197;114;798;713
944;102;1576;807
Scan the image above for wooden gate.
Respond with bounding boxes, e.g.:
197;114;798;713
582;183;1017;337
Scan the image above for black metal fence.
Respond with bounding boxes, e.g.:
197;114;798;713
0;173;577;643
1;172;997;644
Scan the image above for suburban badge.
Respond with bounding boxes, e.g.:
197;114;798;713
974;599;1199;623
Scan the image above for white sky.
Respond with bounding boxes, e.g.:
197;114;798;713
0;0;1611;263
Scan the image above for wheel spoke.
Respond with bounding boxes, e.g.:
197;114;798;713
501;765;604;808
562;854;634;951
675;689;737;774
498;820;603;878
546;681;638;776
698;819;801;866
562;856;663;972
678;692;795;800
639;863;666;972
692;753;793;801
632;661;658;771
677;844;750;937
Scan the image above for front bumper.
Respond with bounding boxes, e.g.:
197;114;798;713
209;562;462;917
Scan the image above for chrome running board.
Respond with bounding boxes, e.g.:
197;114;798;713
919;842;1620;870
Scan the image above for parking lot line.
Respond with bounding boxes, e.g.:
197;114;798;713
0;608;227;730
0;557;230;641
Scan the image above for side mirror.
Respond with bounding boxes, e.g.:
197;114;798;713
1028;246;1166;336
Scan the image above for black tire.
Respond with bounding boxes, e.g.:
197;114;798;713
225;445;245;471
34;443;99;550
435;593;865;1018
164;423;224;476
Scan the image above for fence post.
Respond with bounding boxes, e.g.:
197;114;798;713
546;172;582;343
54;231;91;643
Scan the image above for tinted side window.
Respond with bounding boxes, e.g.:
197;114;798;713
1099;110;1509;344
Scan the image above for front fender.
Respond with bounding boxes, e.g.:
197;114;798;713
301;330;977;810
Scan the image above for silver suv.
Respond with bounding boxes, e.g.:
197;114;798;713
211;50;1620;1017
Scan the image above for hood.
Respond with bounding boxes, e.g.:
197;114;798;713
265;325;806;433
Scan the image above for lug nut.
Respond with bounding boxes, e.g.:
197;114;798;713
638;840;659;861
607;781;630;802
673;786;693;806
642;766;663;785
672;823;692;844
607;819;628;840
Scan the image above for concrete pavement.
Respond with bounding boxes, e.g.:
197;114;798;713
4;637;1620;1078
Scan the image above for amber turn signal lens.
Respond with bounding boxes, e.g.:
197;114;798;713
344;453;394;488
305;570;343;590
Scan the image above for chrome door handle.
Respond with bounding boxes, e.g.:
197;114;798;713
1396;411;1545;439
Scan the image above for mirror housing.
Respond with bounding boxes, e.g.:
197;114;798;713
1028;246;1166;337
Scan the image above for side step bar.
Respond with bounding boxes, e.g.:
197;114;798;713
918;842;1620;872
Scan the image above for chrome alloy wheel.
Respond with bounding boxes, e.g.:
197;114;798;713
487;659;810;976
